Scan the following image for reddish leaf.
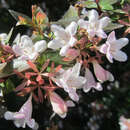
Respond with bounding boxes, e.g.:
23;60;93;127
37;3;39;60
55;65;62;73
118;20;130;26
2;45;14;54
40;59;50;73
38;87;43;103
14;70;25;79
26;80;37;86
36;12;47;24
25;72;37;79
36;75;44;85
15;81;27;92
32;92;39;103
22;86;37;94
27;60;39;73
62;57;73;62
17;87;36;96
50;62;55;72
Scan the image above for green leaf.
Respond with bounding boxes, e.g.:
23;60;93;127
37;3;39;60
0;62;7;73
4;79;15;94
36;7;49;24
84;0;118;10
5;28;14;45
52;6;79;27
83;0;97;8
8;10;32;26
0;59;29;78
46;51;70;65
104;22;124;32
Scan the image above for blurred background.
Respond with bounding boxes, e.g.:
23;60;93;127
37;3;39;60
0;0;130;130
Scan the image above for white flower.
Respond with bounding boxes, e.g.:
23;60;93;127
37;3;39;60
83;68;102;93
48;21;78;56
119;116;130;130
99;31;129;63
0;33;7;44
52;62;86;102
12;35;47;61
78;9;110;38
49;92;68;118
92;60;114;83
4;94;39;130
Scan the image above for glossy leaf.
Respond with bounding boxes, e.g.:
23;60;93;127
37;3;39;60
52;5;79;27
104;22;124;32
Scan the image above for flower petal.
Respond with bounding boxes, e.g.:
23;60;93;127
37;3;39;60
34;40;47;53
48;39;64;50
115;38;129;49
13;113;25;119
106;49;113;63
27;119;36;128
14;119;25;128
60;45;70;56
78;19;89;30
49;92;67;118
65;21;78;36
19;94;32;120
67;76;86;89
99;17;110;28
88;9;99;22
99;44;108;54
51;24;67;39
71;62;81;76
4;111;15;120
107;31;116;42
66;100;75;107
93;61;114;82
20;35;33;48
68;88;79;102
68;36;77;47
113;50;128;62
95;82;103;91
12;45;23;56
83;68;97;93
96;29;107;39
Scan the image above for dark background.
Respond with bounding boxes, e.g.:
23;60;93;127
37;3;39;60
0;0;130;130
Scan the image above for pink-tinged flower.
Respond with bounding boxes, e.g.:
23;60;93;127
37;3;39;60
0;33;7;44
49;92;67;118
78;9;110;38
119;116;130;130
4;94;39;130
64;48;80;61
52;62;86;102
83;68;102;93
48;21;78;56
92;60;114;83
99;31;129;63
12;35;47;61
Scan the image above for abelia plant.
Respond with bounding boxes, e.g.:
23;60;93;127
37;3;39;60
0;1;129;130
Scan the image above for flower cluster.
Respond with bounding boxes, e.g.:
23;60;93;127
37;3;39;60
0;4;129;130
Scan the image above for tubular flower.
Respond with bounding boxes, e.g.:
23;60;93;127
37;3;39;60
83;68;102;93
99;31;129;63
12;35;47;61
4;94;39;130
92;60;114;83
49;92;68;118
78;9;110;38
52;62;86;102
48;21;78;56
